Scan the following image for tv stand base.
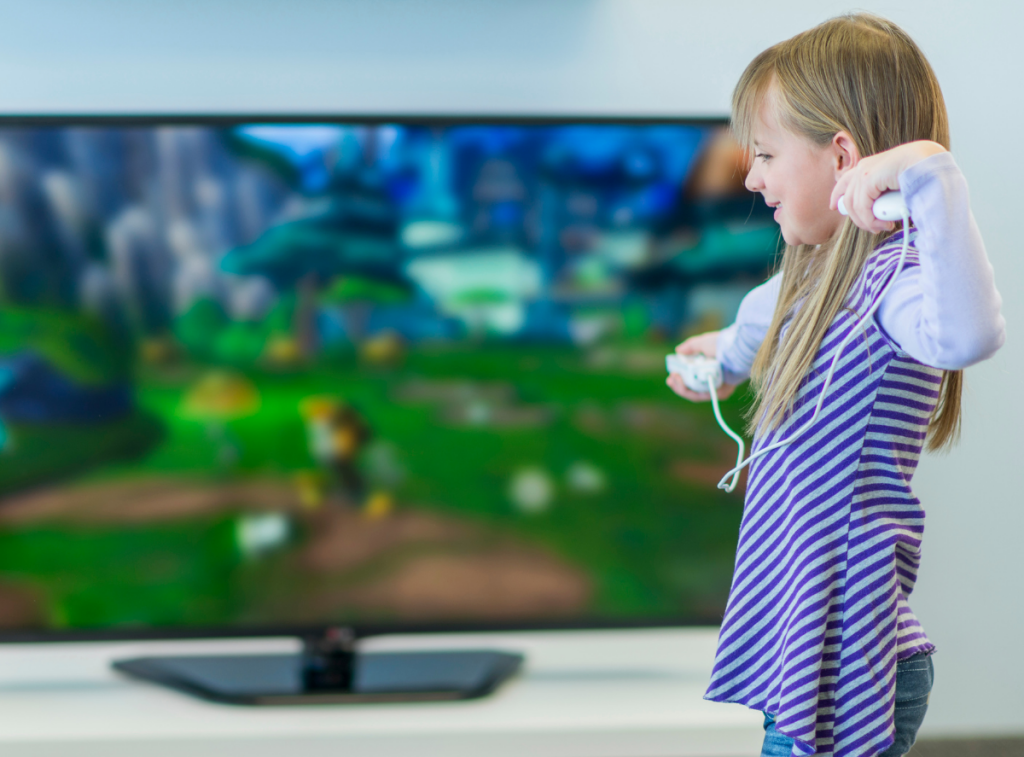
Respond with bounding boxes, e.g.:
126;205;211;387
113;632;523;705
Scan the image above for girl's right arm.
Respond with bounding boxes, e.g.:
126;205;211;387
832;144;1005;368
667;272;782;402
876;151;1005;368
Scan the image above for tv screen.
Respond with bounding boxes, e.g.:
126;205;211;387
0;118;777;637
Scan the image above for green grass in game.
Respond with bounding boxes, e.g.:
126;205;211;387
0;309;748;632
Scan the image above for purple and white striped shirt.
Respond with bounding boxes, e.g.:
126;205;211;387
704;153;1004;757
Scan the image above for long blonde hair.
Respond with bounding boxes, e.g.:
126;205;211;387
733;12;961;450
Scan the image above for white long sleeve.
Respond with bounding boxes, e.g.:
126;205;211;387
874;151;1005;368
715;272;781;385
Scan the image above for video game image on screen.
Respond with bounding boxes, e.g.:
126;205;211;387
0;121;778;634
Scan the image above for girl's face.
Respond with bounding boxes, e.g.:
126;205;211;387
744;98;846;246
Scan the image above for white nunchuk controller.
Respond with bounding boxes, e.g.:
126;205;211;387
666;354;723;393
837;190;908;222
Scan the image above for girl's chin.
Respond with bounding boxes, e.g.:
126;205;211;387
777;223;827;247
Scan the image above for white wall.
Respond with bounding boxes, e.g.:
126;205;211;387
1;0;1020;738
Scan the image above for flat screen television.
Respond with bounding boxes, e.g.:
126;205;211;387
0;117;778;699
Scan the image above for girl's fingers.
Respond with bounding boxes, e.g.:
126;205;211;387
846;177;889;233
857;181;896;233
853;181;875;228
667;373;737;403
666;374;711;402
831;172;853;211
674;330;719;358
677;334;709;354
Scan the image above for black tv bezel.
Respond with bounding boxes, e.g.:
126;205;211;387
0;114;728;127
0;112;731;644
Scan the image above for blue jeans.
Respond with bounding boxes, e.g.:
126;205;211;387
760;652;934;757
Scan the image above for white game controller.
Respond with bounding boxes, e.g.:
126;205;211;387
837;189;908;222
666;354;723;393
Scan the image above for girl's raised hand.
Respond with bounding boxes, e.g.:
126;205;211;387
666;331;737;403
830;140;946;234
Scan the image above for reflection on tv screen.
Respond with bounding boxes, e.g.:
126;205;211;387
0;121;778;633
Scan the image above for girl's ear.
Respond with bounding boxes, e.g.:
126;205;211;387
831;131;861;177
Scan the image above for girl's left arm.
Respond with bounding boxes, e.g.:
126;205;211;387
875;151;1005;368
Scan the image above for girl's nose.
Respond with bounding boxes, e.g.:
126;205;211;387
744;165;763;193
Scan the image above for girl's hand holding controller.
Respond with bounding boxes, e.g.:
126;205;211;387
829;140;945;233
665;331;737;403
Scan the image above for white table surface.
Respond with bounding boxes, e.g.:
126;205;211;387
0;627;765;757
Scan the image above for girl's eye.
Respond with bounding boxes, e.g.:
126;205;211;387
754;153;772;163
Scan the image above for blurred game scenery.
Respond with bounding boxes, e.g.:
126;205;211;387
0;121;778;633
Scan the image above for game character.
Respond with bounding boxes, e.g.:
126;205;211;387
298;395;374;508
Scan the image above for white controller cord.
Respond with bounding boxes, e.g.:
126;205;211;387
706;206;912;492
707;383;746;493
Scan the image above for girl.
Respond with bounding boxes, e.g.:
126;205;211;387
667;13;1004;757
